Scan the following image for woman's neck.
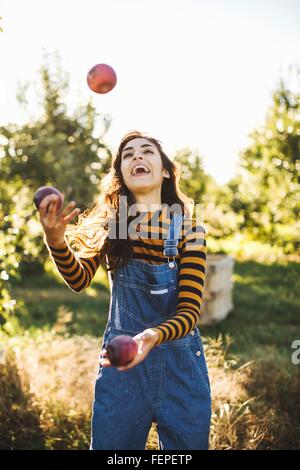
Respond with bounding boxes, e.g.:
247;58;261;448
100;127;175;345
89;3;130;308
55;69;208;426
128;203;164;217
135;204;163;213
133;193;162;213
134;199;162;212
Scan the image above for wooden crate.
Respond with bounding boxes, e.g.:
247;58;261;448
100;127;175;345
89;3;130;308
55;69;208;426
198;254;235;325
204;254;234;293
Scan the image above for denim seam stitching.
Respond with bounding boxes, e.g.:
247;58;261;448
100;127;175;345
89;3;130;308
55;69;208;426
185;343;211;394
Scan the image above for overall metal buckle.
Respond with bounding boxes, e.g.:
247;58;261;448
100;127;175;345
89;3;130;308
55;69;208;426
167;256;176;269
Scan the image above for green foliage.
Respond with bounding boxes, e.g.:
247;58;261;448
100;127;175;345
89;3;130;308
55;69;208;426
227;68;300;252
0;62;112;203
0;179;22;332
0;54;112;329
203;180;244;239
173;147;243;239
174;146;208;204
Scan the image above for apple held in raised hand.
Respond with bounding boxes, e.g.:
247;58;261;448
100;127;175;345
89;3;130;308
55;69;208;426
106;335;138;367
33;186;63;213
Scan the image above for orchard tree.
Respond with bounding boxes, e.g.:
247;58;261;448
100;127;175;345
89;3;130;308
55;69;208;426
0;59;112;203
229;67;300;252
0;53;112;279
173;146;208;204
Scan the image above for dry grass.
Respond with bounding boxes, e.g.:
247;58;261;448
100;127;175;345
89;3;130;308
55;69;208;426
5;258;299;449
0;333;98;449
0;330;276;450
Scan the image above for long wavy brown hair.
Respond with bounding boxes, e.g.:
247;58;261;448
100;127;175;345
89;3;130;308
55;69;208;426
65;130;194;271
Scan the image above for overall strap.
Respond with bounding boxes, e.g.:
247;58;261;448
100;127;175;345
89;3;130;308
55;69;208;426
163;211;184;268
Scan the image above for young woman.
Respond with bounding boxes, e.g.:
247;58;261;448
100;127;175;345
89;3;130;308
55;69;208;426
39;130;212;450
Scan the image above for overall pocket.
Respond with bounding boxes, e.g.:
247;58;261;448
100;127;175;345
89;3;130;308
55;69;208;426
186;336;211;393
119;276;178;327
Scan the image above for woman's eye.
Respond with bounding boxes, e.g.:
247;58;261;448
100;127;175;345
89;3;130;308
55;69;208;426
123;150;153;159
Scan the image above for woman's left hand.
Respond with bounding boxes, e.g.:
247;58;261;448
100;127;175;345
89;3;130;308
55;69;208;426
100;328;160;372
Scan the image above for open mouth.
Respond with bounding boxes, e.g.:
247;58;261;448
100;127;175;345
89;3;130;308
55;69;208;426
131;164;151;177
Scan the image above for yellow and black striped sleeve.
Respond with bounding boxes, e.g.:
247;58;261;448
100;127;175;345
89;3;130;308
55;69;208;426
152;219;206;346
44;234;101;292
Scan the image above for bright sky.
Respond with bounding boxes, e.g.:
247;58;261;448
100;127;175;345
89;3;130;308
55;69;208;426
0;0;299;184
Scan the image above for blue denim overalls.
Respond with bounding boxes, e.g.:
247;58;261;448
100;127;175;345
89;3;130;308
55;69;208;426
90;212;212;450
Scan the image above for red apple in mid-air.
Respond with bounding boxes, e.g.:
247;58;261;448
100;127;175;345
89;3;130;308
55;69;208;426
33;186;63;213
87;63;117;94
106;335;138;367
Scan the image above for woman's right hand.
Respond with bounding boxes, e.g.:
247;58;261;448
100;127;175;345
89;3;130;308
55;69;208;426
38;193;80;246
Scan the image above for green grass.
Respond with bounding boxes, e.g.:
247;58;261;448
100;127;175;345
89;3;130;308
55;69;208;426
3;258;300;449
10;265;110;337
200;259;300;450
201;260;300;362
10;259;300;358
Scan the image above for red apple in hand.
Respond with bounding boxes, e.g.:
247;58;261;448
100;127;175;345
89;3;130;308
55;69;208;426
106;335;138;367
87;63;117;94
33;186;63;213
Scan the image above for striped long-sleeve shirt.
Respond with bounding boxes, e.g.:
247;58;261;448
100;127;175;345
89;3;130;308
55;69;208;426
44;207;206;346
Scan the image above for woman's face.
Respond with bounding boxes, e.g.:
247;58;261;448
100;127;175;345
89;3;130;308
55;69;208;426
120;138;170;196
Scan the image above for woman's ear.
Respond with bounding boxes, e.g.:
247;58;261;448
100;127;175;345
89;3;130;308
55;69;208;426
163;169;170;179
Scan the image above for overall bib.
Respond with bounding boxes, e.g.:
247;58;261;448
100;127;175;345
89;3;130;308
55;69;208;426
90;212;212;450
